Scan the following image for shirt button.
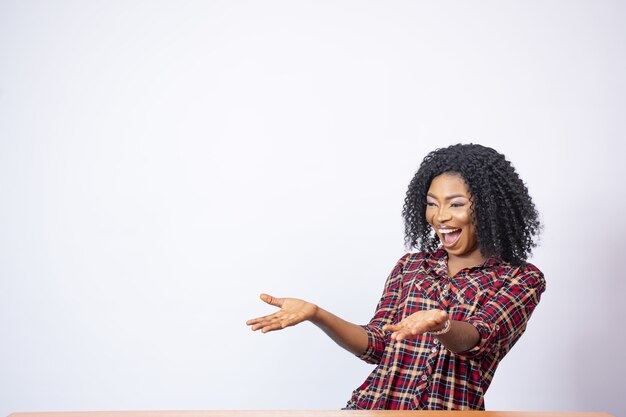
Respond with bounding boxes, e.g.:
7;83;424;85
433;338;440;345
442;289;448;296
421;374;428;382
431;346;438;353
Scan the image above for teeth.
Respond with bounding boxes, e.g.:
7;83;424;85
438;228;460;234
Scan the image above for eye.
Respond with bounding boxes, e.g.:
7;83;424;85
426;201;437;207
450;202;465;208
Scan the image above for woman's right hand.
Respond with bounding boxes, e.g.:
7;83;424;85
246;293;318;333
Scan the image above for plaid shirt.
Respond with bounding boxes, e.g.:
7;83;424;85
346;248;546;410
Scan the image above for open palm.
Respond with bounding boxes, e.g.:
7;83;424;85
246;293;318;333
382;309;448;341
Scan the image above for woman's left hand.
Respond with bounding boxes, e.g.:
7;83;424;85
382;309;449;342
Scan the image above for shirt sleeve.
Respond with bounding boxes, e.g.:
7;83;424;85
459;264;546;360
357;254;410;364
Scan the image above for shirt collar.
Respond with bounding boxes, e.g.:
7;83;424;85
431;247;503;276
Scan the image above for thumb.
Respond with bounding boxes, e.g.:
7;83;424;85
260;293;283;307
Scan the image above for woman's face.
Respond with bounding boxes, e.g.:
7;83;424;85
425;173;481;260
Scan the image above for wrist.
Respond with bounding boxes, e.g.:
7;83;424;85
309;304;322;324
428;319;451;336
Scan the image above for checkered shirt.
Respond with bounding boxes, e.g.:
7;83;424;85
345;248;546;410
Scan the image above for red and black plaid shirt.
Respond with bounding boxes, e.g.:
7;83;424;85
346;248;546;410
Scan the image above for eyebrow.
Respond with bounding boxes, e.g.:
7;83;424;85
427;193;468;200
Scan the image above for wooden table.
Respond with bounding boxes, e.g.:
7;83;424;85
6;411;616;417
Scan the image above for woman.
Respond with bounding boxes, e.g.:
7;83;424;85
246;143;545;410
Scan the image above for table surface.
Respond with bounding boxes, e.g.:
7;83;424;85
6;411;616;417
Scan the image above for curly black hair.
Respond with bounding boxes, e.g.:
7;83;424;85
403;143;540;265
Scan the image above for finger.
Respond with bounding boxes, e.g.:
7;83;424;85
246;317;267;326
246;311;285;326
248;311;290;329
246;317;264;325
382;323;401;332
403;328;416;339
259;313;305;332
261;321;290;333
391;330;409;341
391;325;427;341
251;320;278;331
260;293;284;307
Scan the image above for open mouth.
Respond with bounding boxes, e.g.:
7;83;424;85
439;228;462;246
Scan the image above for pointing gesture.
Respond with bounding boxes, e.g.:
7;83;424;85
246;293;318;333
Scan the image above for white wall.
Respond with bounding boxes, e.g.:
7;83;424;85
1;1;624;416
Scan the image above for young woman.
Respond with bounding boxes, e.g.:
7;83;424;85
246;143;545;410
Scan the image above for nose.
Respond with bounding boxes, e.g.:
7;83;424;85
436;206;452;223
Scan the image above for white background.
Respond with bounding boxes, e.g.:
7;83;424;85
1;1;625;416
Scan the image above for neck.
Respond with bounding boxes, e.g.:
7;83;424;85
447;249;486;277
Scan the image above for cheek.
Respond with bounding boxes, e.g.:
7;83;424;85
459;210;473;226
465;220;479;243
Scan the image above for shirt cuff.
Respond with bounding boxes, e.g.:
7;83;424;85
458;318;499;358
356;326;383;364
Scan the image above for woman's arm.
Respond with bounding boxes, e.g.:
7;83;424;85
382;309;480;353
383;266;546;355
247;256;409;359
434;319;481;353
246;293;369;356
310;306;369;356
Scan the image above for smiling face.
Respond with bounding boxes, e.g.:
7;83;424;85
425;173;484;265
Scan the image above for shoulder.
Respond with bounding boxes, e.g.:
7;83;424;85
499;260;546;292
